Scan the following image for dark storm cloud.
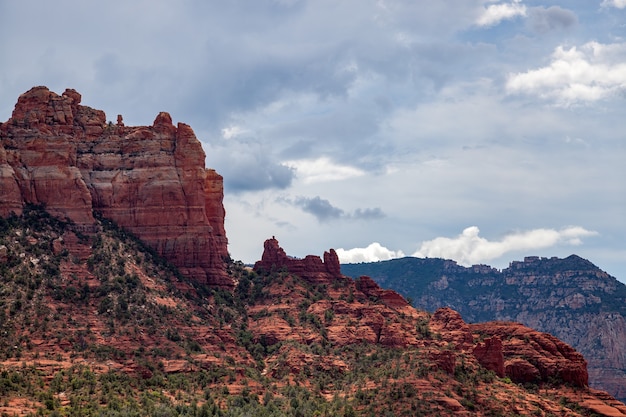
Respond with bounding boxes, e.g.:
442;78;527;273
206;140;295;192
529;6;577;33
223;160;295;192
280;196;385;222
171;1;490;134
181;43;359;129
352;208;385;220
293;196;345;221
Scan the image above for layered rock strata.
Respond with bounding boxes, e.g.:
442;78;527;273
0;86;230;286
254;236;345;284
471;321;589;388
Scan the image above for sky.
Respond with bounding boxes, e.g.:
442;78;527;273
1;0;625;281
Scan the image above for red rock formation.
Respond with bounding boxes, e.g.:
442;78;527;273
0;86;230;287
250;240;594;394
253;237;409;312
429;307;474;348
355;275;410;309
505;358;542;383
0;140;24;216
472;336;505;377
253;237;347;285
429;350;456;375
471;321;589;387
204;169;228;262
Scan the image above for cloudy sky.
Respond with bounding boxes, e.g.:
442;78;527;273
1;1;625;281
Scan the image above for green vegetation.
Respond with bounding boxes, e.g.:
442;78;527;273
342;254;626;321
0;206;606;416
341;257;448;303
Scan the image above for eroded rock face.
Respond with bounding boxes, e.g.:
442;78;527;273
253;237;409;311
355;275;410;309
471;321;589;387
0;86;230;287
429;307;474;348
253;237;347;285
250;238;420;348
472;336;505;378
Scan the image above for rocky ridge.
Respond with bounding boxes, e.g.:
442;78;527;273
253;236;343;284
342;255;626;402
0;86;230;287
253;239;590;389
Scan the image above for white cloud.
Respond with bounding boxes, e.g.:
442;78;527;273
336;242;405;263
221;125;248;139
507;41;626;105
412;226;598;266
476;0;527;27
601;0;626;9
285;157;365;184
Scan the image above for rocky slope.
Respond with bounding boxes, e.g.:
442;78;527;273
342;255;626;402
0;86;230;287
1;213;625;415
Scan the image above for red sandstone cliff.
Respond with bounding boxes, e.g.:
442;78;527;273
0;86;230;287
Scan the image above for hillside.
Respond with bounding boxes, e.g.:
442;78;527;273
341;256;626;402
0;210;624;415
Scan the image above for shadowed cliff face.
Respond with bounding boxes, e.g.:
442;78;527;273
0;86;230;287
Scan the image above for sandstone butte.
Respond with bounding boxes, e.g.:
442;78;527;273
0;86;230;287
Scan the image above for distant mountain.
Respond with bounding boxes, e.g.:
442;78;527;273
342;255;626;402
